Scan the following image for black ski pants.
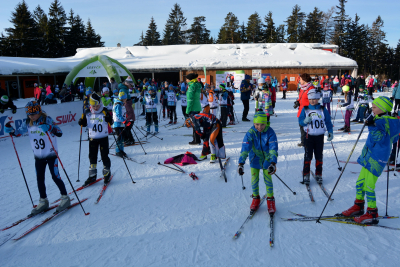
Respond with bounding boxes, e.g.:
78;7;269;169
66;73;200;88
169;106;177;121
146;111;158;126
89;137;110;170
242;100;249;119
220;106;228;127
303;134;324;176
35;158;68;199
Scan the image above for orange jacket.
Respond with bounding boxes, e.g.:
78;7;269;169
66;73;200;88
297;84;314;117
34;87;41;100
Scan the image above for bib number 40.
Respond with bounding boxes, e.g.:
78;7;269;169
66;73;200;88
92;124;103;132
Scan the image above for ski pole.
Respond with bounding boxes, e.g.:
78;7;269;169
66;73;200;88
332;101;339;126
77;114;84;182
104;113;136;184
9;133;36;208
316;114;372;223
45;132;89;215
239;174;246;190
274;173;296;195
331;141;342;171
386;162;389;216
108;126;127;149
134;124;147;137
157;162;184;173
130;126;147;155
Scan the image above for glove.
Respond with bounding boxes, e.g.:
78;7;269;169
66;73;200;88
12;109;17;114
78;118;87;127
4;122;14;134
39;124;52;132
327;132;334;142
303;116;312;124
268;163;276;175
237;164;244;175
0;109;3;113
365;113;375;126
104;113;113;124
390;97;394;101
125;121;132;127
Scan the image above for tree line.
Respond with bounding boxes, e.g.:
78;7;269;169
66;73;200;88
0;0;104;58
137;1;400;80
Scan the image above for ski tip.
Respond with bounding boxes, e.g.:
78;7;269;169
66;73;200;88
85;212;90;216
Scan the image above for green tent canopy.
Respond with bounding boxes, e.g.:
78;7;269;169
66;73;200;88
63;55;136;88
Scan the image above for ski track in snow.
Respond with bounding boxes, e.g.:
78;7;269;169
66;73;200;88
1;92;399;267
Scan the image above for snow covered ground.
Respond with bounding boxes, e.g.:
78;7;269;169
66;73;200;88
1;91;399;267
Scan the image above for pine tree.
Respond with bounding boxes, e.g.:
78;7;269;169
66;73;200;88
162;3;187;45
217;12;240;44
321;6;336;44
187;16;210;44
85;19;104;47
4;0;38;57
33;5;49;57
47;0;67;57
263;12;277;43
303;7;324;43
276;25;286;43
64;9;86;56
239;22;247;43
285;5;305;43
331;0;350;54
144;17;161;46
368;16;387;75
246;12;262;43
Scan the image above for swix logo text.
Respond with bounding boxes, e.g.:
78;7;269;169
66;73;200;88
56;113;76;125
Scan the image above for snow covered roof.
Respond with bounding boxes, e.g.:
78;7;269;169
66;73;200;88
0;43;357;75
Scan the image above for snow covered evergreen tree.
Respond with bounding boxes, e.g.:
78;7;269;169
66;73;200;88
246;12;262;43
162;3;187;45
144;17;161;46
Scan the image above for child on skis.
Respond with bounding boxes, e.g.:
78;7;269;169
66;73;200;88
237;111;278;215
227;87;235;125
78;93;113;185
142;86;159;134
338;86;354;133
322;82;333;115
254;78;272;122
338;96;400;224
186;106;226;163
352;87;371;123
298;89;334;184
167;84;179;124
4;101;71;215
219;84;228;127
180;89;188;119
112;91;127;157
208;85;219;117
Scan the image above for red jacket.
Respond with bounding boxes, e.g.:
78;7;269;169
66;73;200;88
297;84;314;117
34;87;41;100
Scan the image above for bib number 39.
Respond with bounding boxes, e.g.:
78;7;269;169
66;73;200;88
34;138;45;149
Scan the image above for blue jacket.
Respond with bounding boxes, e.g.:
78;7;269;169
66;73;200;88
322;90;332;104
358;114;400;176
112;99;125;128
240;80;251;100
118;83;131;100
298;104;333;134
239;125;278;169
14;115;62;137
392;85;400;99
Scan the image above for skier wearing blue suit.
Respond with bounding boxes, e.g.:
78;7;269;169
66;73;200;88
112;91;127;157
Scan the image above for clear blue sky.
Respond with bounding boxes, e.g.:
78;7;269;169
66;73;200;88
1;0;399;48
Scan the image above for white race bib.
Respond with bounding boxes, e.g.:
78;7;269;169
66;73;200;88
304;108;326;136
87;113;109;139
29;125;57;159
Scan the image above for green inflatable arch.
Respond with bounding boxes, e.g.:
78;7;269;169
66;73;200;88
63;55;136;89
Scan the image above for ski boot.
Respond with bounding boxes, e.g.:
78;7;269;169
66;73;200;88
168;120;173;124
315;174;323;184
337;199;365;217
84;165;97;186
103;168;111;184
302;173;310;185
354;207;379;224
250;195;261;214
115;152;124;157
297;143;304;147
199;155;207;161
267;196;276;215
146;125;151;135
56;195;71;213
338;127;345;131
210;154;216;163
173;120;177;124
30;198;49;216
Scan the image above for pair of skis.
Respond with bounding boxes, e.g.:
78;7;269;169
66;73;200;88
301;171;333;202
232;195;274;247
218;157;230;183
108;153;146;164
283;211;400;230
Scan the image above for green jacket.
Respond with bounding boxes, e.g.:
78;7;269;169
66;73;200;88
186;80;202;114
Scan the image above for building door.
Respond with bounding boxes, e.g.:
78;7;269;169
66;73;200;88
6;80;19;99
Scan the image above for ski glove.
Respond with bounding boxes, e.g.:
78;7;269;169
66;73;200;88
4;122;14;134
104;112;113;124
267;163;276;175
303;116;313;124
237;164;244;175
78;118;87;127
39;124;52;133
12;109;17;114
327;132;334;142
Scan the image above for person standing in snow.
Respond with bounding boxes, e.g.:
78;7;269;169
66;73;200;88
167;84;179;124
338;86;354;133
119;81;136;145
237;111;278;215
391;81;400;116
78;93;113;186
240;75;252;121
338;97;400;224
112;91;127;158
254;78;272;122
4;101;71;215
142;86;159;134
298;89;334;185
295;73;314;147
186;73;202;145
78;82;86;100
110;77;118;92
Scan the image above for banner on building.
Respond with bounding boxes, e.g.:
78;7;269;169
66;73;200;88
0;101;82;139
216;70;245;90
252;69;262;81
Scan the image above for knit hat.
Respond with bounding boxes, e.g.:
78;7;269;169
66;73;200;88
219;83;226;90
0;95;9;104
86;87;93;95
102;87;109;96
307;89;321;100
118;91;127;100
186;73;198;80
25;101;41;115
89;93;101;106
373;96;393;113
258;78;265;84
253;111;269;125
113;88;119;94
